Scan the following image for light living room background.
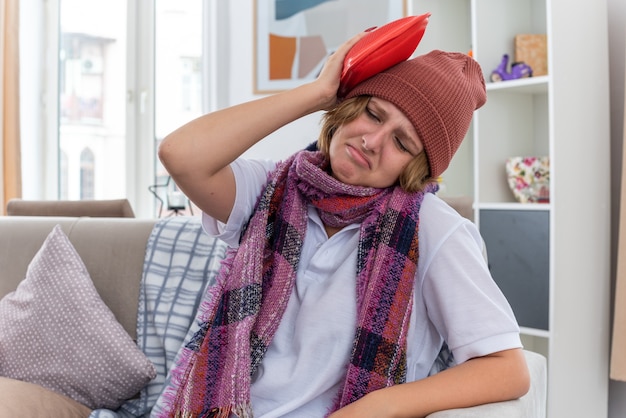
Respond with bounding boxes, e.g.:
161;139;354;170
5;0;626;416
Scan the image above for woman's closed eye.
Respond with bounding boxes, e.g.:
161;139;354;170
394;136;410;153
365;106;381;122
365;104;419;155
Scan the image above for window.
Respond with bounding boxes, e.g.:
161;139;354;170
153;0;204;217
21;0;211;217
79;148;95;199
58;0;128;202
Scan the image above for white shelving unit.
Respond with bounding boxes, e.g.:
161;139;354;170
409;0;611;416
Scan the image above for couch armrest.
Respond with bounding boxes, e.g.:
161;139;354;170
427;350;547;418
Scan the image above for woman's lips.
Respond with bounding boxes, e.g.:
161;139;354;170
346;144;371;169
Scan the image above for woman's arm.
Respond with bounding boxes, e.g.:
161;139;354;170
157;32;366;223
330;347;530;418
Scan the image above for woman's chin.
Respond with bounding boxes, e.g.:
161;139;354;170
329;163;358;185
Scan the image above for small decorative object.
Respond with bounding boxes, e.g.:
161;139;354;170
490;54;533;82
148;176;193;217
515;34;548;76
505;156;550;203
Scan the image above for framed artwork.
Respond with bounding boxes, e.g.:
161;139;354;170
254;0;407;93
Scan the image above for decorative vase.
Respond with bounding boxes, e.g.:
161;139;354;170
505;156;550;203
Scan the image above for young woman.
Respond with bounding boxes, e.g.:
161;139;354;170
156;32;530;418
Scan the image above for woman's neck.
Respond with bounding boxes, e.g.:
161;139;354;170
324;224;342;238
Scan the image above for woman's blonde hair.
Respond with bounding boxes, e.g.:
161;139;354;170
317;96;434;193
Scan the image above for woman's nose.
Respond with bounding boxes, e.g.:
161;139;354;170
362;129;386;152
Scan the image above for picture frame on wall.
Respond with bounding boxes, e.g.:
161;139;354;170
254;0;407;94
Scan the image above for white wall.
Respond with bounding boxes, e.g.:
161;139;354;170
215;1;326;163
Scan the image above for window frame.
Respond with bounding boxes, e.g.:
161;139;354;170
32;0;217;217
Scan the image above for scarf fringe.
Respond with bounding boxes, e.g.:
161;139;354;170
171;403;253;418
232;403;254;418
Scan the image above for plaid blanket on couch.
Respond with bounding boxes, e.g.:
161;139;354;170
90;216;228;418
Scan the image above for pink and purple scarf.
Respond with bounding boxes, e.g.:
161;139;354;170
158;151;436;417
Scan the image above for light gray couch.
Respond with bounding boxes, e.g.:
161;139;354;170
0;214;546;417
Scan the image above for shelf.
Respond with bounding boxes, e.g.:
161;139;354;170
420;0;611;415
520;326;550;338
486;75;549;94
476;202;551;211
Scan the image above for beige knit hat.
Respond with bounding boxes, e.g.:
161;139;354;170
344;50;486;179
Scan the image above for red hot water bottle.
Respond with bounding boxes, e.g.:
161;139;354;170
338;13;431;98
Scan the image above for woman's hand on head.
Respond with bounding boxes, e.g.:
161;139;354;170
312;31;369;111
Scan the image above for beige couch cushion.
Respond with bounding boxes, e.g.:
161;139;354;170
440;195;474;221
0;377;92;418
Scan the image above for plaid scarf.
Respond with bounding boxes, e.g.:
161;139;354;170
158;151;435;418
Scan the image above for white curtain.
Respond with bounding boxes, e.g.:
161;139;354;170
0;0;21;215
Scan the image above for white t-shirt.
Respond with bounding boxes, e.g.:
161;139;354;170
202;158;522;418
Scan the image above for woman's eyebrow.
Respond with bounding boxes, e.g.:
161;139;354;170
368;101;386;116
